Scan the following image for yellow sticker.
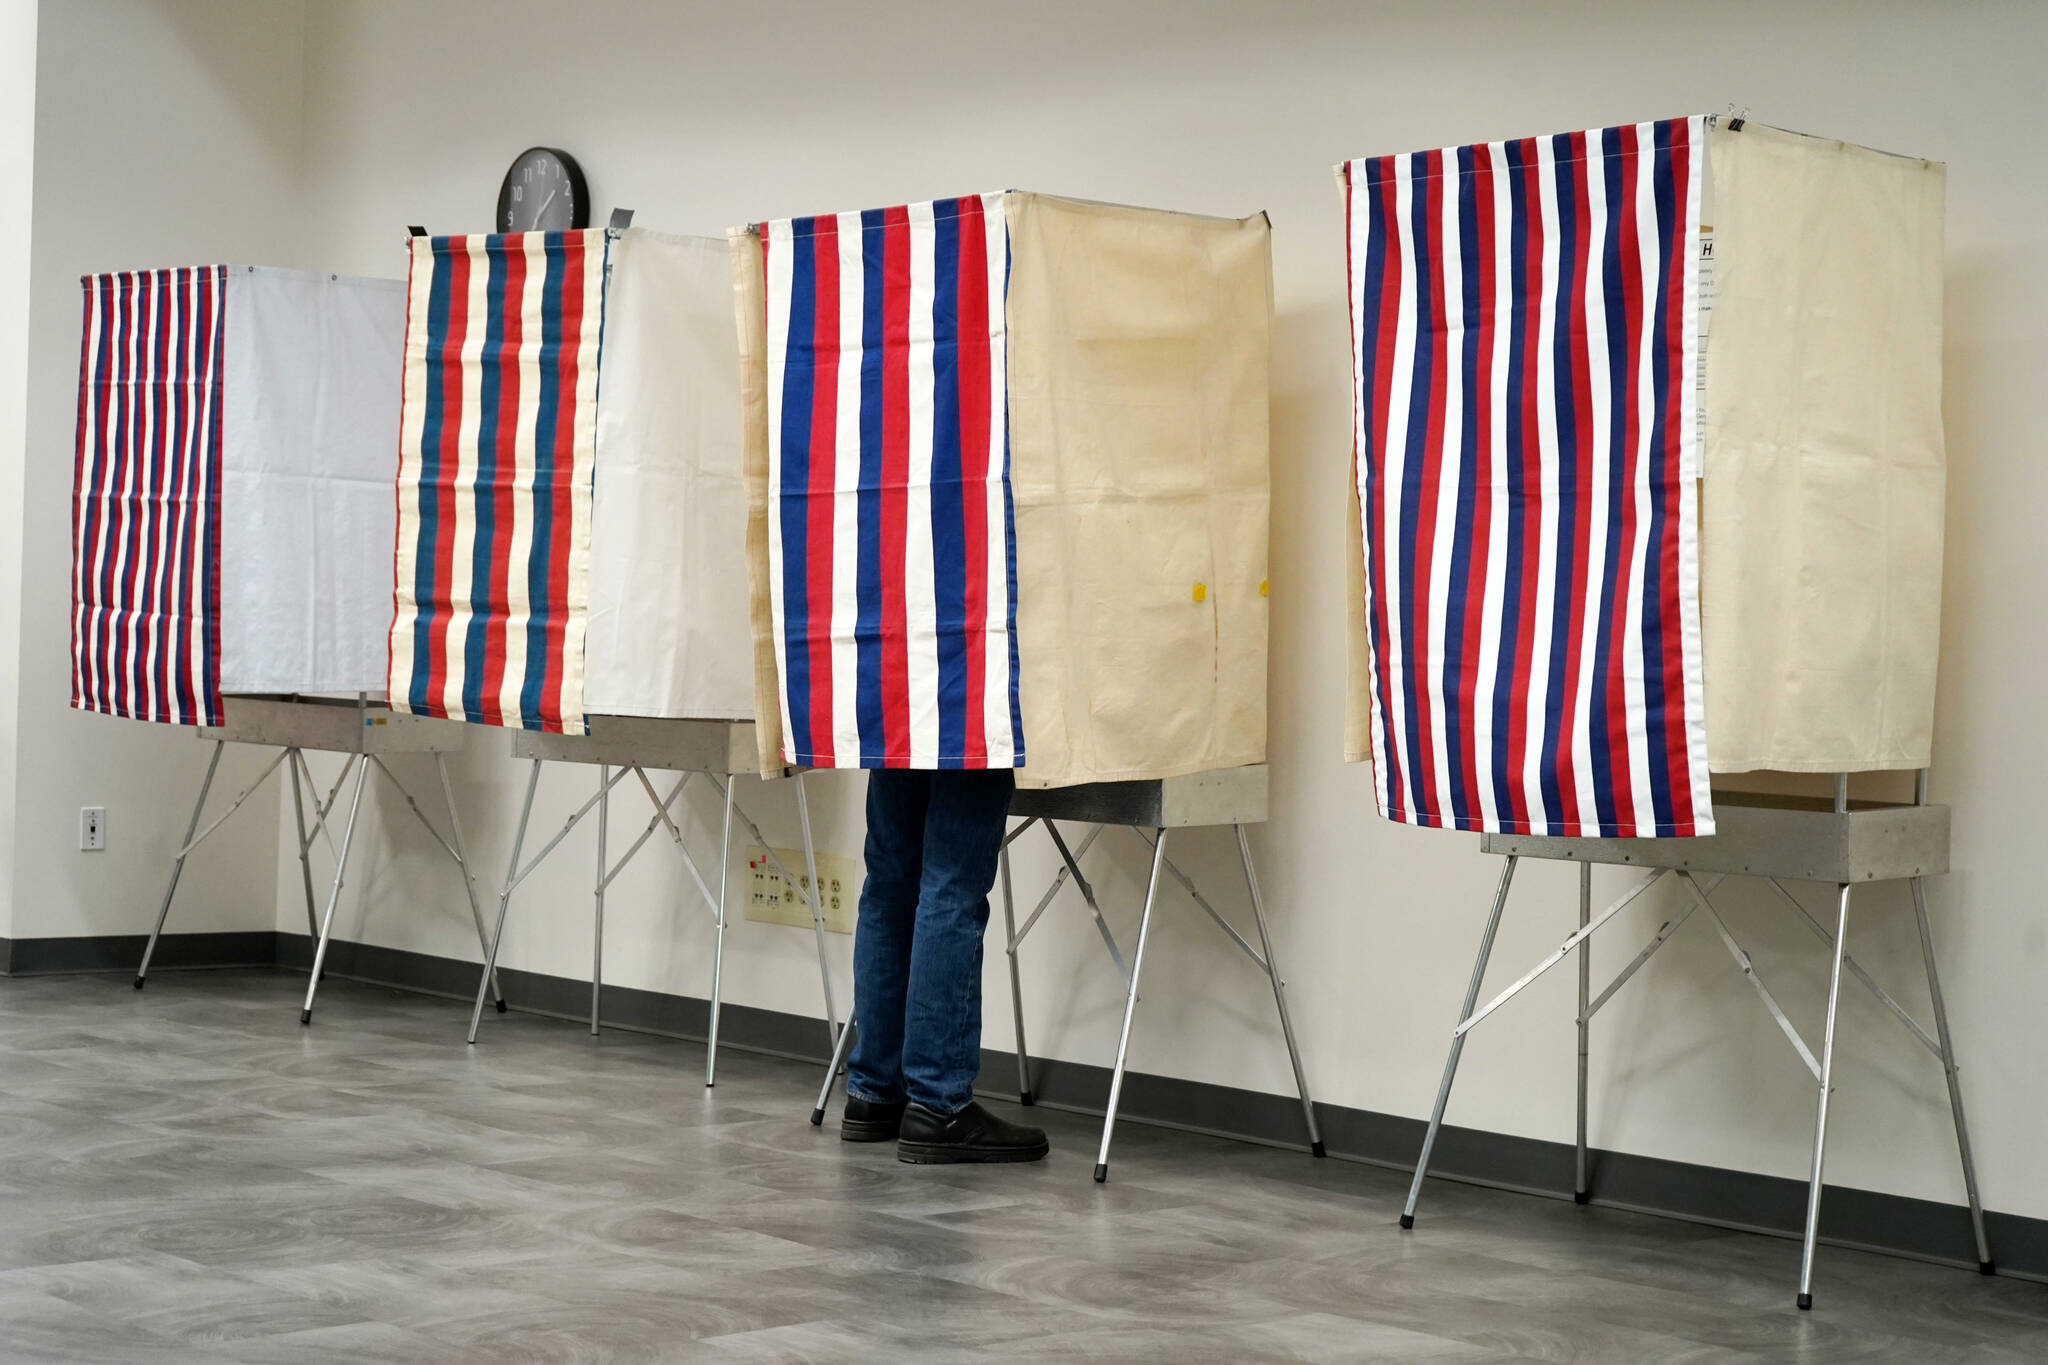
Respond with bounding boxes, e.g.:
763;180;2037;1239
1258;579;1269;597
1192;583;1207;603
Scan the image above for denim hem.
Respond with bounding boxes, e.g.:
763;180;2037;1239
845;1086;901;1106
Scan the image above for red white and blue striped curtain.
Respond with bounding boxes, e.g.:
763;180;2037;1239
72;267;225;727
1345;117;1713;838
760;195;1023;769
388;231;606;734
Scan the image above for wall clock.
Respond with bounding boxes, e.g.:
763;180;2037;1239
497;147;589;232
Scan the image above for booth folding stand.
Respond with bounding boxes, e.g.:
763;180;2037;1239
136;694;506;1026
1401;780;1991;1309
465;716;840;1086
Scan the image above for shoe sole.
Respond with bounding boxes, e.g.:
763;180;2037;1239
840;1121;901;1143
896;1141;1051;1165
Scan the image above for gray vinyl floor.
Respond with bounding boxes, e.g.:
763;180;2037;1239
0;972;2041;1363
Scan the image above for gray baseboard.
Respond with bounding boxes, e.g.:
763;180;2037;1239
10;931;2042;1281
0;931;277;976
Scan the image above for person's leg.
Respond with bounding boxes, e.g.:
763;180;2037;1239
895;768;1046;1163
901;769;1014;1114
845;770;932;1111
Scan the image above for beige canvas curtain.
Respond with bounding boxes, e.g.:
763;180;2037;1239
728;229;784;773
1004;193;1270;788
1702;123;1947;773
1344;454;1372;764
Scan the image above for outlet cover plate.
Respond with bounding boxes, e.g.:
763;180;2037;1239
744;846;857;934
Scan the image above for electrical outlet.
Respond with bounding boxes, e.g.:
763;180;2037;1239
743;846;858;935
79;807;106;852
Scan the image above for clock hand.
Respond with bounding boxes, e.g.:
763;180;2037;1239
528;187;558;223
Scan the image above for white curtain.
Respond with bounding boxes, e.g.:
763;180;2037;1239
217;266;405;696
583;229;754;720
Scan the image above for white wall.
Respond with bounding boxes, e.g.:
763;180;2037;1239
7;0;313;939
0;0;38;937
21;0;2048;1227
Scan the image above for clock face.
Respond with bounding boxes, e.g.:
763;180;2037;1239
497;147;588;233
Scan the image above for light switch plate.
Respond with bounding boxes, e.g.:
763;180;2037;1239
79;807;106;851
743;846;858;934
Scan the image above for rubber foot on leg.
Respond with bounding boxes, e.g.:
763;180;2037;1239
1796;1292;1812;1311
496;999;507;1013
1980;1260;1997;1276
1399;1213;1414;1230
809;1107;824;1127
1092;1163;1107;1184
1310;1140;1327;1158
299;1010;311;1026
133;976;145;990
1574;1189;1590;1205
1019;1089;1035;1107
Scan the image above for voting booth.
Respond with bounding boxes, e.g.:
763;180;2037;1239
1341;116;1978;1305
385;223;836;1071
731;192;1270;787
734;193;1318;1174
71;264;498;1021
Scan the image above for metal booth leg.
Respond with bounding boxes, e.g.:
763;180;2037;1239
135;740;226;988
812;1006;856;1126
796;768;850;1122
1403;854;1519;1228
1910;875;1994;1274
286;748;320;942
1000;842;1033;1105
435;753;504;1012
1575;859;1592;1203
793;773;840;1048
1797;882;1852;1310
591;765;610;1036
1094;827;1168;1184
706;775;735;1087
300;757;371;1025
1235;824;1323;1156
292;752;356;988
471;760;543;1043
714;775;843;1110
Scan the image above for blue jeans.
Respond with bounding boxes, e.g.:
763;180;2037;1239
847;768;1015;1115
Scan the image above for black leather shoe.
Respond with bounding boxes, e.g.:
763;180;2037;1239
840;1095;908;1143
897;1101;1050;1164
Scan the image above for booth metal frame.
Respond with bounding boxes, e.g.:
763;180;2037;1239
135;694;505;1025
464;716;839;1086
1399;777;1992;1309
